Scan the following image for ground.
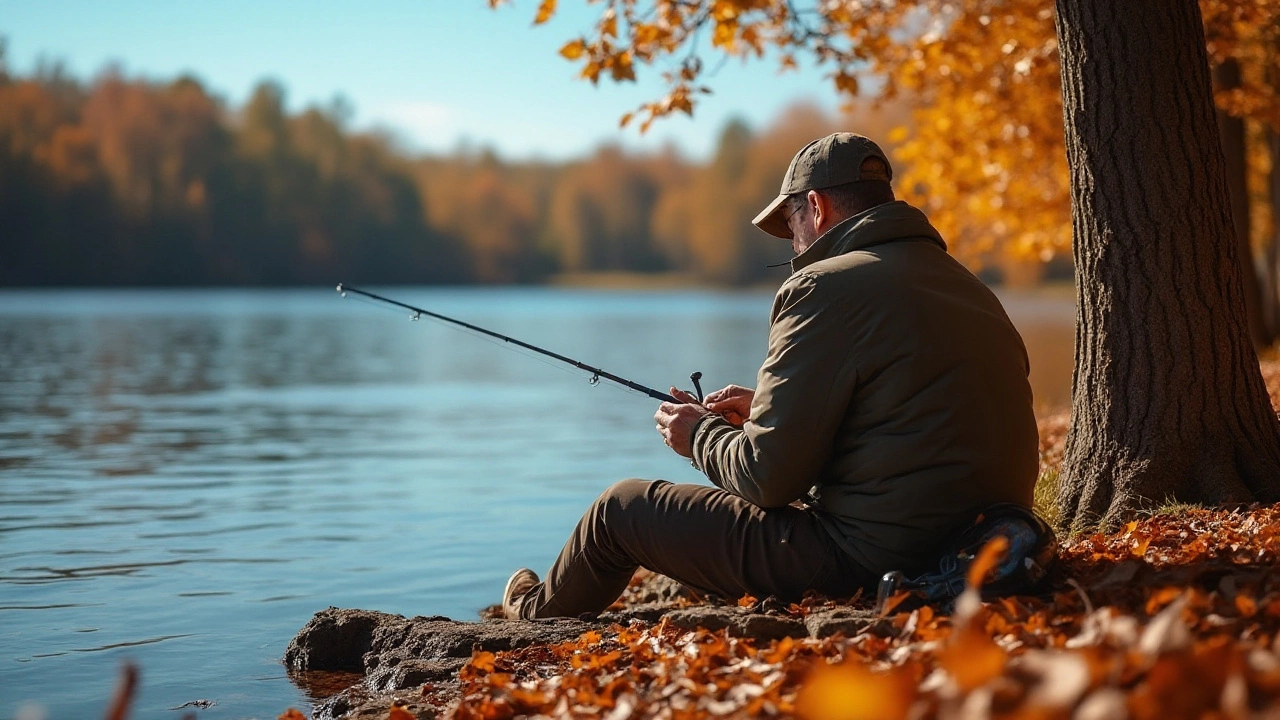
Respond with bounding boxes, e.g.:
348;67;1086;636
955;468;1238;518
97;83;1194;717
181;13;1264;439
276;361;1280;720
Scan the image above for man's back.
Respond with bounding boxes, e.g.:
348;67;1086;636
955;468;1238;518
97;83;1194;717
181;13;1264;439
695;201;1039;577
506;134;1041;621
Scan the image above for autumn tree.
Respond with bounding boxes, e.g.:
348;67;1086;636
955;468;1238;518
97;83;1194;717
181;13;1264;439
414;149;555;283
547;144;667;273
0;67;462;287
509;0;1277;275
507;0;1280;529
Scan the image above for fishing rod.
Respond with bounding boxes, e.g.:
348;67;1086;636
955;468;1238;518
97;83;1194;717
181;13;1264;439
336;284;700;404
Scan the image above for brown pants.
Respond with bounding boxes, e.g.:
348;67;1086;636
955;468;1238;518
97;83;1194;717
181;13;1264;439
513;479;876;619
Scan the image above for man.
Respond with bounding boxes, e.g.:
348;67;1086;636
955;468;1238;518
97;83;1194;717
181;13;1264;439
502;133;1040;620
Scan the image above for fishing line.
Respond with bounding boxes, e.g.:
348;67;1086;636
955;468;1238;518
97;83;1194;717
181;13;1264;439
343;288;594;385
337;284;681;403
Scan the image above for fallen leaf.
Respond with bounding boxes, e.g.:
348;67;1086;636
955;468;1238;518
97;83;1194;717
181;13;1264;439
795;659;914;720
1138;595;1191;658
471;651;496;673
966;536;1010;589
878;590;911;617
938;625;1008;692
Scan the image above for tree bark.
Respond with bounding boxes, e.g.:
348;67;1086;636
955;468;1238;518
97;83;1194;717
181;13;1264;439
1265;125;1280;343
1268;54;1280;344
1054;0;1280;532
1214;59;1270;348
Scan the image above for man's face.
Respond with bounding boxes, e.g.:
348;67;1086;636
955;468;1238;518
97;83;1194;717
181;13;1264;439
785;195;818;255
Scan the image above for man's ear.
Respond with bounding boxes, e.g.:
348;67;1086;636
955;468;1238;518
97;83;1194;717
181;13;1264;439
807;189;832;234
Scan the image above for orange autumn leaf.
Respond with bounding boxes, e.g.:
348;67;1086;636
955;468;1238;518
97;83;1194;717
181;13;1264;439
737;594;758;607
795;658;915;720
1132;535;1152;556
278;710;306;720
1265;595;1280;618
533;0;556;25
1235;593;1258;618
966;535;1010;589
879;589;911;617
471;650;496;673
1145;586;1184;615
387;701;415;720
833;71;859;96
939;625;1009;692
559;38;586;61
763;636;796;664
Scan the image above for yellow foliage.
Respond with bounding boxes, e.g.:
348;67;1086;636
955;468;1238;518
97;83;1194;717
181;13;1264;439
533;0;556;25
511;0;1280;266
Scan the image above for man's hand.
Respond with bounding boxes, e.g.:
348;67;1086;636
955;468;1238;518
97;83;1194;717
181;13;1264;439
654;387;709;458
703;385;754;427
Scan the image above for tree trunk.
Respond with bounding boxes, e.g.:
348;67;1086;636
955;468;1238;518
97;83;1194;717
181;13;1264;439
1265;126;1280;343
1215;59;1270;348
1268;60;1280;344
1054;0;1280;532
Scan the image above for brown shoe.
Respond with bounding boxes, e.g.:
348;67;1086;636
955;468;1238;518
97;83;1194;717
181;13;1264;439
502;568;539;620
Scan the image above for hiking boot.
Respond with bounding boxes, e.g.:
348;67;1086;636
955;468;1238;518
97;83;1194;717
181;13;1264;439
502;568;539;620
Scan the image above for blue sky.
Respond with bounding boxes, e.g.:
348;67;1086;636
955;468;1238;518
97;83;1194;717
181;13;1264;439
0;0;841;161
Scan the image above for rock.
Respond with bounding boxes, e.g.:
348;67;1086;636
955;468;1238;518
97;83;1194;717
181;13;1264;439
620;572;695;604
285;579;884;718
285;608;387;673
362;616;593;692
600;601;680;625
286;608;602;719
663;606;808;641
803;607;885;638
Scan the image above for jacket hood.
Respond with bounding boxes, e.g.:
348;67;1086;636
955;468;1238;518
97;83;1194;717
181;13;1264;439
791;201;947;273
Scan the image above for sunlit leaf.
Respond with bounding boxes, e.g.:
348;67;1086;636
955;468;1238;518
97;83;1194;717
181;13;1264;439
533;0;556;26
966;535;1010;589
1234;593;1258;618
795;659;914;720
559;39;586;61
471;651;497;673
878;589;911;617
938;625;1008;692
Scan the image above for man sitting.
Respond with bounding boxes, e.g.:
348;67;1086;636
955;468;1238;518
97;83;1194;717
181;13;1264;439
503;133;1040;619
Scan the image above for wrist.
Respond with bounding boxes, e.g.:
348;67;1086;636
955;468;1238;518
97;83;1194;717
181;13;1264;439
687;412;717;469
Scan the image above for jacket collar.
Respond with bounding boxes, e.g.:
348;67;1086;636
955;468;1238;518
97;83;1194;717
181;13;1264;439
790;201;947;273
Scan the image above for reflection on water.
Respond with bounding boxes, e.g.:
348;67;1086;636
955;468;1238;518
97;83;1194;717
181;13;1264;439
0;287;1072;719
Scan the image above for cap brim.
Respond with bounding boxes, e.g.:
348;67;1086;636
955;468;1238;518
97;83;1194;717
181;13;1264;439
752;194;793;240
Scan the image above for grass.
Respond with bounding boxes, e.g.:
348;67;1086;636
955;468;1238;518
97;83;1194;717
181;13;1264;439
1032;467;1060;529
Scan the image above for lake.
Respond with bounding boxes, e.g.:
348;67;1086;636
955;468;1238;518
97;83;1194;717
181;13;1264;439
0;286;1073;719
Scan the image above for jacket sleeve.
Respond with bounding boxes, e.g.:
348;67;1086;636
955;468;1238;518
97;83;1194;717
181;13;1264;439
692;272;858;508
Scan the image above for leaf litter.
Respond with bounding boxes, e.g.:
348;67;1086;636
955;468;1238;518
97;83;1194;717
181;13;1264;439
273;364;1280;719
429;506;1280;720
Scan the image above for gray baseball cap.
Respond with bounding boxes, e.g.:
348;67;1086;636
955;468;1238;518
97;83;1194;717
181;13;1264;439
752;132;893;239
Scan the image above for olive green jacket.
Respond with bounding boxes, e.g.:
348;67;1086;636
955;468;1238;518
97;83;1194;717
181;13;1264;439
691;200;1039;577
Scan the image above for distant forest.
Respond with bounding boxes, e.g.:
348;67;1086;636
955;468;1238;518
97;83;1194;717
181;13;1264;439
0;54;907;287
